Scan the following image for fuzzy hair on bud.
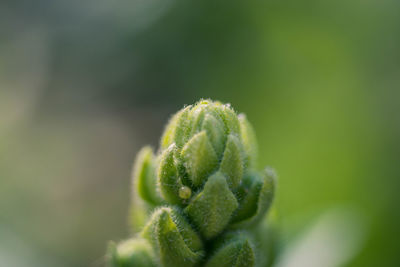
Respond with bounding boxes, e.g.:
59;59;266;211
109;99;276;267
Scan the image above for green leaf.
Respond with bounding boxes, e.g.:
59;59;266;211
158;144;182;204
133;146;162;205
188;103;207;136
185;172;238;239
160;105;192;149
255;167;276;221
181;131;218;187
160;111;179;150
173;106;193;148
142;207;204;267
238;114;258;168
201;114;226;158
205;232;256;267
218;104;241;136
219;134;244;189
108;238;156;267
231;172;263;224
231;168;276;227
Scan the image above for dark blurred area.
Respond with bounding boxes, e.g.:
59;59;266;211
1;0;399;266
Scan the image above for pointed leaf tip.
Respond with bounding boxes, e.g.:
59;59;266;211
142;207;204;267
181;131;218;187
238;114;258;168
205;232;256;267
202;114;226;158
158;144;182;204
133;146;162;205
185;172;238;239
231;168;276;227
219;134;244;189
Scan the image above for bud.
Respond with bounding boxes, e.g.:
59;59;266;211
181;131;219;187
158;144;185;204
142;207;204;267
138;100;272;238
107;238;156;267
159;102;247;190
238;114;258;168
205;232;256;267
230;167;276;227
159;101;243;199
219;134;244;189
133;146;163;206
124;99;276;263
185;172;239;239
160;100;246;159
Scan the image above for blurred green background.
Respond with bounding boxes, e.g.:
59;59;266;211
1;0;399;266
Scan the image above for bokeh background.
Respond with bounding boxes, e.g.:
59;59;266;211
1;0;399;266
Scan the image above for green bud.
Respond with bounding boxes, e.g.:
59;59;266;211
157;100;252;203
162;100;249;162
133;146;162;205
161;106;192;149
219;134;244;189
238;114;258;168
142;207;204;267
201;113;226;157
231;167;276;227
158;144;183;204
205;232;256;267
108;238;156;267
113;99;278;266
218;104;241;136
181;131;218;187
185;172;239;239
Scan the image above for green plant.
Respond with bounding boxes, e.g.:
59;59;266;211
107;99;276;267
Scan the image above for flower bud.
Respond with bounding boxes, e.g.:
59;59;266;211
107;238;156;267
158;144;183;204
231;167;276;227
142;207;204;267
158;100;254;203
181;131;219;187
133;146;162;205
205;232;256;267
238;114;258;168
111;99;278;267
185;172;239;239
219;134;244;189
155;100;274;238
